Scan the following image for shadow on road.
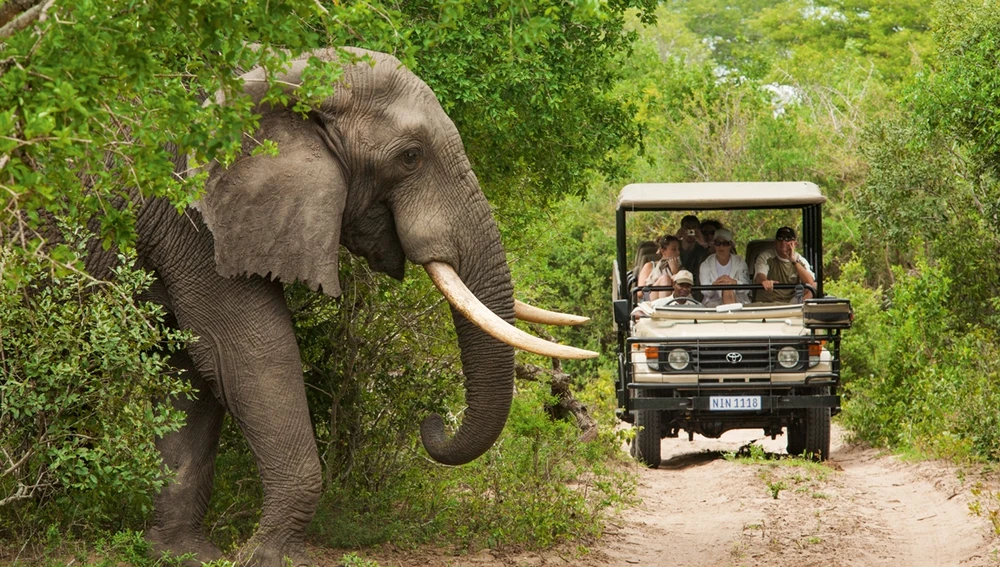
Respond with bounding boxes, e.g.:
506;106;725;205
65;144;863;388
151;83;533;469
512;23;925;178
658;450;727;470
657;438;803;470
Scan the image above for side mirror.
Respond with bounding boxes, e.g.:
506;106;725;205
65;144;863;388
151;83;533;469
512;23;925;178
613;299;630;326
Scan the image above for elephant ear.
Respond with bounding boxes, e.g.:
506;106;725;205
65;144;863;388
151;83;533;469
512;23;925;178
195;109;346;297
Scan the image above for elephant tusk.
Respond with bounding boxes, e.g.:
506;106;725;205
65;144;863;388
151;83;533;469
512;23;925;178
514;300;589;326
424;262;599;360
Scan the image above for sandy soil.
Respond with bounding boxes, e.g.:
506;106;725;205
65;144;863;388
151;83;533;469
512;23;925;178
334;424;1000;567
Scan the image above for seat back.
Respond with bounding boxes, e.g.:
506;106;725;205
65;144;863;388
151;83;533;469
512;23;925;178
632;241;659;274
744;239;775;280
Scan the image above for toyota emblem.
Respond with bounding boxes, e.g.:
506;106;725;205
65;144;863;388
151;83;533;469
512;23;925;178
726;352;743;364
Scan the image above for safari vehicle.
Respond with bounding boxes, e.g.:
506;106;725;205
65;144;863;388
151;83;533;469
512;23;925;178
612;182;852;467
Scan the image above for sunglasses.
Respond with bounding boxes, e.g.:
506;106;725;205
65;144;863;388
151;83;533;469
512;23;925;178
776;237;796;242
702;230;716;236
713;240;731;247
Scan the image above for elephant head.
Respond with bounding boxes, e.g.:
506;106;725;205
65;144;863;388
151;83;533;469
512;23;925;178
194;47;594;466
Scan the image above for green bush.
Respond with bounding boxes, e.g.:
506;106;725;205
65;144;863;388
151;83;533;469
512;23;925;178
0;245;191;542
308;377;635;551
830;254;1000;461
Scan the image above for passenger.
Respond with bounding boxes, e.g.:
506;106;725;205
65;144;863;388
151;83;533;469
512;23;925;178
676;214;709;272
700;219;723;255
631;270;696;317
637;235;681;301
655;269;696;306
754;226;816;303
699;228;750;308
674;215;708;301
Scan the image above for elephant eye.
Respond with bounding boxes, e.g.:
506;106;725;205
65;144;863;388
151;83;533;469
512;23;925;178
401;147;422;169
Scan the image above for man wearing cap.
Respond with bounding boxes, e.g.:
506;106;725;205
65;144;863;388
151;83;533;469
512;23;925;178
754;226;815;303
632;270;697;317
699;228;751;308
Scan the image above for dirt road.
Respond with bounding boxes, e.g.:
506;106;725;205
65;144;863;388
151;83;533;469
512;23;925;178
358;424;1000;566
592;425;1000;567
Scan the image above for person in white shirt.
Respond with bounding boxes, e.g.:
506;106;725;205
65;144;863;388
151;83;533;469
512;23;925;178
699;228;751;307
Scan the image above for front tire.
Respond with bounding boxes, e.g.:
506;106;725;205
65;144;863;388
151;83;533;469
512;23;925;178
631;391;661;468
804;409;831;461
786;387;831;460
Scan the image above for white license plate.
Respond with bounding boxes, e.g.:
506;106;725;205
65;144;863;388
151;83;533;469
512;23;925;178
709;396;762;411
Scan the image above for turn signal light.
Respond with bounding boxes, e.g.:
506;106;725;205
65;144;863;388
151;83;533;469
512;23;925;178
808;342;826;357
644;345;659;359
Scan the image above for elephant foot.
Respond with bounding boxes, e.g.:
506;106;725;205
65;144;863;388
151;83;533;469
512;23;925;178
235;535;311;567
146;527;223;566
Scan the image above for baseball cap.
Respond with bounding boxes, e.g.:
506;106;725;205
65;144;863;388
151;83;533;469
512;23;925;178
775;226;796;241
672;270;694;285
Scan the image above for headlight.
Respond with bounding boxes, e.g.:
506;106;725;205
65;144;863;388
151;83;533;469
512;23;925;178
777;346;800;368
667;348;690;370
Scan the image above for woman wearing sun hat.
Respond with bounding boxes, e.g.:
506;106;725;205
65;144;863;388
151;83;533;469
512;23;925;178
699;228;751;307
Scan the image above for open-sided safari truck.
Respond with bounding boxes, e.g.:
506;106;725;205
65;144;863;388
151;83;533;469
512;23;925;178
612;182;853;467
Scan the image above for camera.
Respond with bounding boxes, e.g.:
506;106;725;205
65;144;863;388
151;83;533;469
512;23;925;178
687;229;695;236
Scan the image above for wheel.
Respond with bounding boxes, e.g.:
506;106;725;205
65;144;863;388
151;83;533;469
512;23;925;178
804;412;831;461
785;388;831;460
630;392;661;468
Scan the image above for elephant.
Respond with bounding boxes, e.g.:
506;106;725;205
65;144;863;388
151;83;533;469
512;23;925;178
67;47;596;566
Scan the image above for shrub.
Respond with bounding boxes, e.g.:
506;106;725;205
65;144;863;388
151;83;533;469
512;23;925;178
306;368;636;551
830;254;1000;461
0;244;190;542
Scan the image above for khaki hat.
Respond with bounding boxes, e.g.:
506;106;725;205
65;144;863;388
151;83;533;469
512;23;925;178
673;270;694;285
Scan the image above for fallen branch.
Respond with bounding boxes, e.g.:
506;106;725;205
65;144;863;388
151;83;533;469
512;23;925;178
0;0;42;29
516;362;598;441
0;0;52;42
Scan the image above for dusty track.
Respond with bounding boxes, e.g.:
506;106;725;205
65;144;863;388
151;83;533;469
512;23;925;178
345;424;1000;566
593;425;999;567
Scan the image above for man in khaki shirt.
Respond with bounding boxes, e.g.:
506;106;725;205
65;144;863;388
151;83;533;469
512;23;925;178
754;226;815;303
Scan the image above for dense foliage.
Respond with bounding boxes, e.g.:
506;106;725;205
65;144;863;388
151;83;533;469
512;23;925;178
0;244;190;537
528;0;1000;467
840;0;1000;458
0;0;653;557
8;0;1000;560
831;257;1000;460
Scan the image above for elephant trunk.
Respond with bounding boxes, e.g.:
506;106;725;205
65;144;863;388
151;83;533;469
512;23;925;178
419;220;515;466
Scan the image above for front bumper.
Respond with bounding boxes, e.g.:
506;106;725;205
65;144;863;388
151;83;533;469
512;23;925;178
627;391;840;412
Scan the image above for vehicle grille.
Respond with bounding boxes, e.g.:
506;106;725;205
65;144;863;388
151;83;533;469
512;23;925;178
696;343;772;372
652;340;806;373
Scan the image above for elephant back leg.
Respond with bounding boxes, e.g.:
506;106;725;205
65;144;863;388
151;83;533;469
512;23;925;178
169;275;322;567
146;349;226;564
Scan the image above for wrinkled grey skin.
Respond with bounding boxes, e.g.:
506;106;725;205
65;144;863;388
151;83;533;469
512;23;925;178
116;48;515;566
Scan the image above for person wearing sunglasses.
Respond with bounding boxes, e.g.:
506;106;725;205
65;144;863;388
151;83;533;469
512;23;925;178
754;226;815;303
700;219;723;255
637;234;682;301
699;228;751;307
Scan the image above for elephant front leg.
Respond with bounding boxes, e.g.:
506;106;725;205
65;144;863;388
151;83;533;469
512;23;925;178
178;310;322;567
168;273;323;567
223;345;323;567
146;350;226;565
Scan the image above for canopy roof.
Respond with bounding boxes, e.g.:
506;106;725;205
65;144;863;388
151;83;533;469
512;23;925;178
617;182;825;211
